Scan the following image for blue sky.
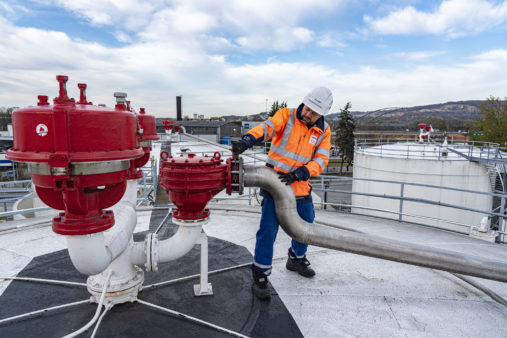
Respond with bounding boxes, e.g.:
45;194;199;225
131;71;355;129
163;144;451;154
0;0;506;117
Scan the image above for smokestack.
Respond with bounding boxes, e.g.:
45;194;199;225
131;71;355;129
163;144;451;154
176;95;182;121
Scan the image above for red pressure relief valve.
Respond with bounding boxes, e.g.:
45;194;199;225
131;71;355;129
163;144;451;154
7;75;144;235
127;106;159;179
159;152;229;224
162;120;179;132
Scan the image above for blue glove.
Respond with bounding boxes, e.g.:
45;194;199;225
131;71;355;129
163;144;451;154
293;166;310;181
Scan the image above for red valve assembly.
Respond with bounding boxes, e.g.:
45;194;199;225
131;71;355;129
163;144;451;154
6;75;157;235
162;120;179;132
127;102;160;179
159;152;240;224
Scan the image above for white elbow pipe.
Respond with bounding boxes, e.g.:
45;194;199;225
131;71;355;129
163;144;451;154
66;233;113;275
66;179;138;275
157;223;203;264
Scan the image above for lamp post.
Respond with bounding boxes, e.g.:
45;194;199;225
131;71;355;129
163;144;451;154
265;98;268;113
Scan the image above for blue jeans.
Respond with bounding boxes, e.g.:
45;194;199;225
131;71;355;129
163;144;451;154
252;197;315;276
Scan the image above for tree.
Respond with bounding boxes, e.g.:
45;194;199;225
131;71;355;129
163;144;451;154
471;96;507;146
268;101;287;117
334;102;356;174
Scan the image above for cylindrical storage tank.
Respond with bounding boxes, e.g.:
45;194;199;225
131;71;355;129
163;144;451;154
352;143;493;233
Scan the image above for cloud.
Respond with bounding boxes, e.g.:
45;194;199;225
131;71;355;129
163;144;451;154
0;1;30;21
1;3;506;116
236;26;313;51
44;0;343;51
317;33;347;49
389;51;445;61
364;0;507;37
54;0;158;30
140;6;217;40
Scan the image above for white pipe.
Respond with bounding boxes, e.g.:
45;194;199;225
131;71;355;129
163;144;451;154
157;222;203;263
130;217;204;269
0;276;86;287
137;299;249;338
130;238;146;266
66;180;138;275
0;299;89;325
90;305;111;338
62;271;112;338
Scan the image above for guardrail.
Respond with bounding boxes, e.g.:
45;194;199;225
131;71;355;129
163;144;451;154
311;174;506;243
3;137;505;244
355;138;507;163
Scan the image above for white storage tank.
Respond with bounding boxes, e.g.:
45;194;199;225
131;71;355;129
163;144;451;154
352;142;493;233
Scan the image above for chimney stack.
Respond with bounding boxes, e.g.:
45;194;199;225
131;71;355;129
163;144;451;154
176;95;182;121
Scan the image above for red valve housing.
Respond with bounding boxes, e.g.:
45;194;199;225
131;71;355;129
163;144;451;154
163;120;179;132
6;75;144;235
159;152;228;222
128;107;159;179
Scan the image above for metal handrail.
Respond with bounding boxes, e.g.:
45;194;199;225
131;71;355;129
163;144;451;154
355;138;507;163
311;174;506;243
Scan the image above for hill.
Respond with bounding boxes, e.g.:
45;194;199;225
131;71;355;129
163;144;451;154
328;100;482;123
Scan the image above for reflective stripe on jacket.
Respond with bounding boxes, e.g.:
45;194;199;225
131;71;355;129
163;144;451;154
247;107;331;196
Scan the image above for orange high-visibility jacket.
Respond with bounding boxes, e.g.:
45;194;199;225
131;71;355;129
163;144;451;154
246;107;331;196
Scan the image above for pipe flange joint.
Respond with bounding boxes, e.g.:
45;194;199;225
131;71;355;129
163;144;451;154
144;233;152;271
151;233;159;272
238;156;244;195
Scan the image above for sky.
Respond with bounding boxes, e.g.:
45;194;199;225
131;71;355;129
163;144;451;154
0;0;506;118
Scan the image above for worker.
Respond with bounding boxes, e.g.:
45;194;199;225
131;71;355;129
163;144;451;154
232;87;333;300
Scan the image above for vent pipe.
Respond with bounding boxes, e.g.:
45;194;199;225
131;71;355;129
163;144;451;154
176;95;182;121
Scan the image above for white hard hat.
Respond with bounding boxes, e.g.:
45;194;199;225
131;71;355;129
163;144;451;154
303;87;333;116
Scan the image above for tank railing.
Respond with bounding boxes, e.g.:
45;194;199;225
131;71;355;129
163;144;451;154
136;155;159;207
356;138;501;148
310;174;507;243
0;207;52;224
173;149;266;161
323;201;474;230
355;139;507;164
0;179;33;188
312;176;505;217
356;142;452;161
317;200;507;239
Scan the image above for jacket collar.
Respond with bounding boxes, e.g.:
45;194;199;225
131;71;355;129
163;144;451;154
296;103;325;133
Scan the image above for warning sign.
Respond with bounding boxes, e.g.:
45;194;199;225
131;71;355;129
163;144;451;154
36;123;48;137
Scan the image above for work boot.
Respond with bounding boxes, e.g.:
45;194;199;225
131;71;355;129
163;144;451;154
251;271;271;301
286;250;315;278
